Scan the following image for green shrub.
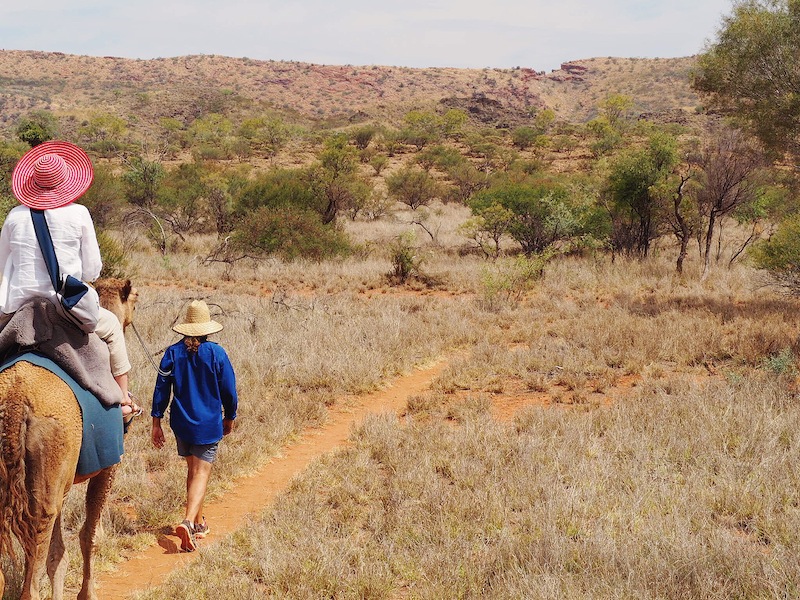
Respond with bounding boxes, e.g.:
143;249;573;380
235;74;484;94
15;110;58;147
761;347;797;376
386;166;440;209
0;140;28;199
750;213;800;294
369;154;389;176
469;176;602;255
387;232;420;283
88;139;129;158
0;194;17;225
477;251;554;311
98;231;129;279
235;168;318;215
232;206;351;261
350;125;377;150
81;163;126;228
511;126;538;149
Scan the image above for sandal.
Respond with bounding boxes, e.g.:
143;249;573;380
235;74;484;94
123;392;143;433
194;517;210;539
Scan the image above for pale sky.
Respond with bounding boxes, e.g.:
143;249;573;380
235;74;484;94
0;1;733;72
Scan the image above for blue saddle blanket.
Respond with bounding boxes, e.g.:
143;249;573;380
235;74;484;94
0;353;124;476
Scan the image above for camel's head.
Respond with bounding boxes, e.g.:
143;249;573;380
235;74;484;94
94;278;138;330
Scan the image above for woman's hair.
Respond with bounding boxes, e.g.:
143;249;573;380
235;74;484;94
183;336;207;353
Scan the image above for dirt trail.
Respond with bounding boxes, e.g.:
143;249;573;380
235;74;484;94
95;358;449;599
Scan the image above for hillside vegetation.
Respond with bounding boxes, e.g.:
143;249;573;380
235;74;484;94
0;51;700;133
0;51;730;276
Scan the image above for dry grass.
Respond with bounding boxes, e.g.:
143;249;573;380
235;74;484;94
135;373;800;599
61;224;798;599
7;203;800;598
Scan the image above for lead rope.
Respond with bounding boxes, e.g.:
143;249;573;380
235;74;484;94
129;321;173;377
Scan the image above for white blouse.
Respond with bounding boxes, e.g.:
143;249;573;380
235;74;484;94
0;203;102;314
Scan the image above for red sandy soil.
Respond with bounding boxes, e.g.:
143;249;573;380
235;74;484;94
92;356;648;599
94;358;450;599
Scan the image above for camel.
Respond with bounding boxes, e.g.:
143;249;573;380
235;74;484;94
0;278;138;600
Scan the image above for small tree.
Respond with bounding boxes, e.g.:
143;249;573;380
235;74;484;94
693;0;800;159
415;145;464;172
15;110;59;147
123;156;164;209
694;127;764;278
587;118;623;157
441;109;468;140
350;125;378;150
444;162;489;204
81;163;126;228
387;231;421;283
187;113;235;160
310;134;367;223
511;127;538;150
459;202;515;259
205;173;239;236
532;108;556;134
661;167;699;274
238;116;290;160
598;94;634;131
78;113;128;156
156;162;214;238
386;166;440;210
0;140;28;198
605;132;679;257
470;177;591;255
236;167;317;216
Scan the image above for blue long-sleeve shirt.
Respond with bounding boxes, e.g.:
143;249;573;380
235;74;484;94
152;339;238;445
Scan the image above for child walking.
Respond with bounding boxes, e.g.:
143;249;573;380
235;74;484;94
151;300;238;552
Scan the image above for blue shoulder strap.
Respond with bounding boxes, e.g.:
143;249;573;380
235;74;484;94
29;209;61;292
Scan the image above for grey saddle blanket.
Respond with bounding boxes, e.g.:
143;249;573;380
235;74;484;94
0;298;120;407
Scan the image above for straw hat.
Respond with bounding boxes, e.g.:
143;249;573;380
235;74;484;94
12;141;94;210
173;300;223;337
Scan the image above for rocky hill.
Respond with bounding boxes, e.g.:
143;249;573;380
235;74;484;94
0;50;701;136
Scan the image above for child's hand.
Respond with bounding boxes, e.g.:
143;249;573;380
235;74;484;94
223;418;235;435
152;419;165;449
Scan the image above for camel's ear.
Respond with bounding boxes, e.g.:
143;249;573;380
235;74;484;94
120;279;133;302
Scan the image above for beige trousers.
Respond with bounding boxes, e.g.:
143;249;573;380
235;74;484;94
94;306;131;377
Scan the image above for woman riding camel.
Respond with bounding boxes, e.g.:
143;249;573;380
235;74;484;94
0;140;138;420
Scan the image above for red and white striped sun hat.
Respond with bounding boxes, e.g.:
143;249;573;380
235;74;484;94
11;141;94;210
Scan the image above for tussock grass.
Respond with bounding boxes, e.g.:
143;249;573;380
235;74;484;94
25;216;800;598
137;372;800;599
53;259;484;592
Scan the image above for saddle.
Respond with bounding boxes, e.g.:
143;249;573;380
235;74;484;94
0;297;119;406
0;298;124;475
0;352;123;475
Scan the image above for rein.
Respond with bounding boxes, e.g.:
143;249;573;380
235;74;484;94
129;322;172;377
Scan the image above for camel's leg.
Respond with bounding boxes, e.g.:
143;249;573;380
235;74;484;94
21;411;80;600
20;513;58;600
77;466;115;600
47;513;68;600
